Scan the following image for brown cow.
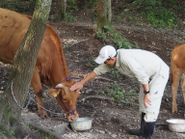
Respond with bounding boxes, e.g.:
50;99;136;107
171;43;185;113
0;8;79;121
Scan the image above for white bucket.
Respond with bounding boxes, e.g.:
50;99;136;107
166;119;185;132
69;117;93;131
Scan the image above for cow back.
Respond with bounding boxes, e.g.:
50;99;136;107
0;8;31;63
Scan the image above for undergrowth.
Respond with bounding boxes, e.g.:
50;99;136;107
125;0;181;28
101;81;138;106
96;25;139;49
0;0;183;29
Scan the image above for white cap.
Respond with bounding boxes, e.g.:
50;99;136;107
95;45;117;64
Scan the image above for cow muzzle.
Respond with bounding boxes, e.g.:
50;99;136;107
59;94;78;121
64;105;78;121
67;112;79;121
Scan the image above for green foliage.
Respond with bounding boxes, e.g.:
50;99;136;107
84;0;97;8
0;126;11;137
86;59;98;69
0;0;35;13
29;0;36;11
101;91;106;96
67;0;77;10
103;81;138;104
42;133;53;139
27;124;34;130
0;0;8;8
96;25;139;49
0;0;26;12
64;11;77;22
109;69;120;79
108;81;124;99
10;130;15;135
145;7;177;27
53;2;57;6
183;33;185;39
125;0;178;28
116;16;121;22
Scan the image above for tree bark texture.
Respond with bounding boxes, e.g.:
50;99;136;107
97;0;112;30
0;0;52;138
60;0;66;19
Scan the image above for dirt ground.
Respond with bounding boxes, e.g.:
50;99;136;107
1;1;185;139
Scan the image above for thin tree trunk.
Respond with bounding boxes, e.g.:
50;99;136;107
54;0;66;20
60;0;67;19
0;0;52;138
97;0;112;30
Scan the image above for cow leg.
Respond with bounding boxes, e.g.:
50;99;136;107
171;71;182;113
180;74;185;104
31;68;48;118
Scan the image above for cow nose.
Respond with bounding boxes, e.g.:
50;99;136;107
71;116;78;121
68;114;78;121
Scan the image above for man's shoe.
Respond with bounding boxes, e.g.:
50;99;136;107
129;113;145;136
142;121;155;139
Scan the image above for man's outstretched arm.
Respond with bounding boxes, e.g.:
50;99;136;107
70;71;97;92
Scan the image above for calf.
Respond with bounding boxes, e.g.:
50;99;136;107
0;8;79;121
171;43;185;112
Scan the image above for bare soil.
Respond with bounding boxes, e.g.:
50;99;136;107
1;1;185;139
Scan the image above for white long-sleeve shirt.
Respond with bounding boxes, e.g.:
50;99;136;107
94;49;169;85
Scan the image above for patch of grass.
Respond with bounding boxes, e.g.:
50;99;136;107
67;0;77;10
28;0;35;11
10;130;15;135
144;7;177;28
86;59;98;69
84;0;97;8
109;69;120;79
103;81;137;104
96;25;139;49
101;91;106;96
53;2;57;6
125;0;178;28
64;11;77;22
183;33;185;39
106;81;124;99
0;0;35;13
28;124;34;130
116;16;121;22
0;126;11;138
40;131;55;139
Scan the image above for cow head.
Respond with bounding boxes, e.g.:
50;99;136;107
47;79;79;121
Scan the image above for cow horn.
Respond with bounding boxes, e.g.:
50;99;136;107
55;83;63;88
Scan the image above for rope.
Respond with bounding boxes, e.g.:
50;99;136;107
10;78;71;116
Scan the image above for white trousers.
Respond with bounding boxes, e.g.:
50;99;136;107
139;72;169;122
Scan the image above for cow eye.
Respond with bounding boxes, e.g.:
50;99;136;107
63;99;67;102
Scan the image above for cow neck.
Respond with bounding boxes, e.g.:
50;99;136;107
52;52;70;87
50;32;70;87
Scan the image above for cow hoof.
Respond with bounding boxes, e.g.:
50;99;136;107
172;106;177;113
39;114;48;119
38;111;48;119
172;109;177;113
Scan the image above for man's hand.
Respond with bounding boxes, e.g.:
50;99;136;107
70;82;83;92
144;94;151;108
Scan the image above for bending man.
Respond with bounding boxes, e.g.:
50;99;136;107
70;45;169;139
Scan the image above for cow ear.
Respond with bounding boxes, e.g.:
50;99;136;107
47;88;60;98
55;83;64;88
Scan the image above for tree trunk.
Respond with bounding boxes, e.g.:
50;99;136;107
97;0;112;30
0;0;52;138
53;0;66;21
60;0;67;19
